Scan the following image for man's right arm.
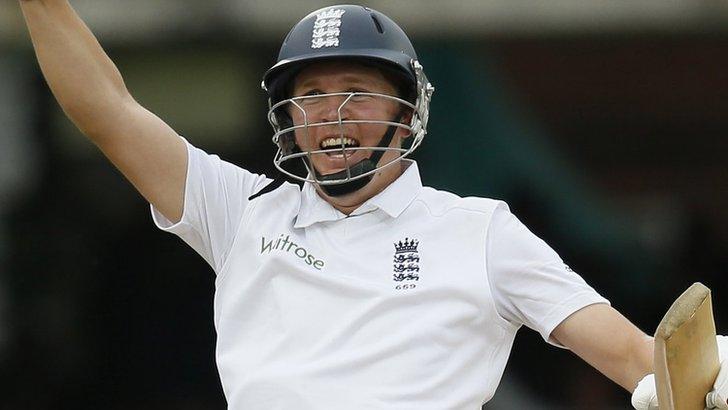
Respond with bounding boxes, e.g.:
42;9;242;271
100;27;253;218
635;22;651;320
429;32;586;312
20;0;187;222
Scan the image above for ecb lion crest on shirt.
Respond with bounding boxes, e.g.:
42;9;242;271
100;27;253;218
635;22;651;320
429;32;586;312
393;238;420;287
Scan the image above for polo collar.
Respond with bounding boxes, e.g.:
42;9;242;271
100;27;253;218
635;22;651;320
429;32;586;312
294;160;422;228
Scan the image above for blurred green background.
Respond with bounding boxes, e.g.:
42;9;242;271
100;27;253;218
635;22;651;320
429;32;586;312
1;1;727;409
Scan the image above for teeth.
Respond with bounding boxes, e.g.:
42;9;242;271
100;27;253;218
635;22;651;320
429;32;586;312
320;137;358;148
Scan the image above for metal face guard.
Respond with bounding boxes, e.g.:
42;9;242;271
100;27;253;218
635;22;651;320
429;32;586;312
267;59;435;190
269;92;412;185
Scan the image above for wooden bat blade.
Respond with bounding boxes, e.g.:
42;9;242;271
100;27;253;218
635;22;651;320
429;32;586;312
654;282;720;410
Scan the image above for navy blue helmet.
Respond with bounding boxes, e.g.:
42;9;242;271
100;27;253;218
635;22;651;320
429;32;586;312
262;5;434;196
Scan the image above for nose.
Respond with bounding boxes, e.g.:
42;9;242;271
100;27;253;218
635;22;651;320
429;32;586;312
315;93;351;124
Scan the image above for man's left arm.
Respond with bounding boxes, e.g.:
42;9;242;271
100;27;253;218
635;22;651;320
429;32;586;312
551;303;654;392
553;303;728;409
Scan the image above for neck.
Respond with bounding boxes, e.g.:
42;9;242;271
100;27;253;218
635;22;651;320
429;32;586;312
316;161;405;215
331;202;359;216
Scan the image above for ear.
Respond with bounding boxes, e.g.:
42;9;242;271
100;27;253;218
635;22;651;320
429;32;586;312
397;108;415;138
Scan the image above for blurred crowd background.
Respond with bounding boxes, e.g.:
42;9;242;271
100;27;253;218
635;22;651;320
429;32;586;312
1;1;727;409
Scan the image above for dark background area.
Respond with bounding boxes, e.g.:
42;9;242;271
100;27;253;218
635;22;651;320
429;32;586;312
1;3;727;409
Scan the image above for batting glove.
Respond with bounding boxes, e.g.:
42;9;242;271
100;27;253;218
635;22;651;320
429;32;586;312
705;336;728;409
631;373;659;410
631;336;728;410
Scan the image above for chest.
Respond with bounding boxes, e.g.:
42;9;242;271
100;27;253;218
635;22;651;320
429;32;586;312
212;205;506;397
240;211;487;295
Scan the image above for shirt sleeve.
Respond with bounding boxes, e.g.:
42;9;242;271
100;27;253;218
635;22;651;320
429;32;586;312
150;137;272;273
485;202;610;346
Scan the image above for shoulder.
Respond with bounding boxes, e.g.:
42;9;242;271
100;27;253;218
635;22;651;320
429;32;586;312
248;179;301;202
246;178;302;215
412;186;508;219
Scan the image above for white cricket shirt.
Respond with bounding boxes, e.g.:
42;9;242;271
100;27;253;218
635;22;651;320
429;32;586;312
152;139;609;409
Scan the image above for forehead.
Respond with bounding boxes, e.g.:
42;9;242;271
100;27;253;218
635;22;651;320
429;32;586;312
293;60;395;92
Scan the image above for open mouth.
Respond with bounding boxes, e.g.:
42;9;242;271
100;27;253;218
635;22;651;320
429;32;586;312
319;136;360;157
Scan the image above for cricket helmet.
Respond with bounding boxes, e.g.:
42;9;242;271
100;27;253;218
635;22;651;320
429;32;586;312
262;4;434;196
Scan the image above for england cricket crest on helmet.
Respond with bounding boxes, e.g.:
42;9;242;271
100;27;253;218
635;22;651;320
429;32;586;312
393;237;420;282
311;8;345;49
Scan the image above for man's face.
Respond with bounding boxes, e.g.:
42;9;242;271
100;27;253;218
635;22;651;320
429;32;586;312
287;60;410;177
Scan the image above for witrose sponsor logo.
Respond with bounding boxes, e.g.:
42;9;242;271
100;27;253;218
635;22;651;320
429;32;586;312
261;234;325;270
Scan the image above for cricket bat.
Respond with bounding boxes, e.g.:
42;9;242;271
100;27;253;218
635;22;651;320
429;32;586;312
654;282;720;410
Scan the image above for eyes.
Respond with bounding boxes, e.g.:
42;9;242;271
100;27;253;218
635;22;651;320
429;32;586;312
300;87;369;96
296;88;376;105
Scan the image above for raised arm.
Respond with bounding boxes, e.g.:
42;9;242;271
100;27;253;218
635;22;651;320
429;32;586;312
19;0;187;222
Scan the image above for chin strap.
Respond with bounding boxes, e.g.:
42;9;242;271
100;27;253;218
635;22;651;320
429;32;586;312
314;114;402;197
